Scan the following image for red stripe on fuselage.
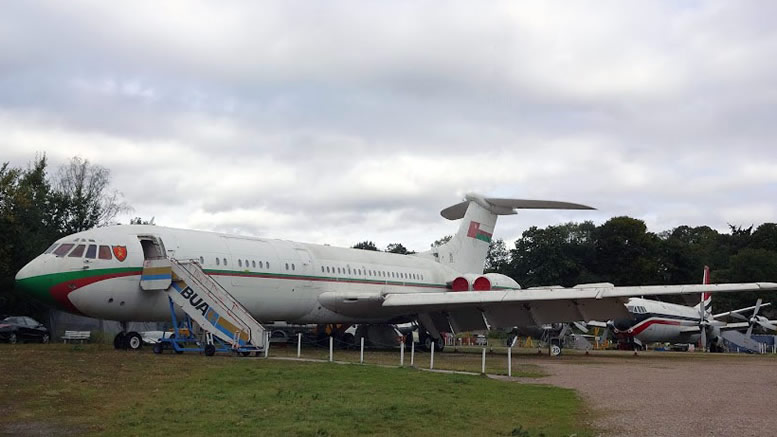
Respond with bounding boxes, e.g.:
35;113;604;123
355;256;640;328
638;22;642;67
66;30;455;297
49;269;449;314
50;271;141;315
623;318;684;337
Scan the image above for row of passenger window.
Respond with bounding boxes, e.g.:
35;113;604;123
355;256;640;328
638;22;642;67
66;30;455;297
320;264;424;281
208;256;272;270
46;242;114;260
210;257;300;273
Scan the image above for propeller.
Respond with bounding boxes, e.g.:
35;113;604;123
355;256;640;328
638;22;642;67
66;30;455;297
729;298;777;336
746;299;761;337
699;295;708;351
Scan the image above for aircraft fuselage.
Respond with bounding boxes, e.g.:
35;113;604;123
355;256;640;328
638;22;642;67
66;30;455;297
15;225;461;324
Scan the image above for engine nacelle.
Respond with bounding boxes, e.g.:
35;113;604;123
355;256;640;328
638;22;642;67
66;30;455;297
473;276;491;291
449;273;481;291
448;273;520;291
482;273;520;290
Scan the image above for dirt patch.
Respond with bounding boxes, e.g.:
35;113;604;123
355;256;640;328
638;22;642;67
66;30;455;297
519;352;777;436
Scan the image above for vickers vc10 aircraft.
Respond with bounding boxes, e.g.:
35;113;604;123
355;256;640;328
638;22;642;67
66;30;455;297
15;193;777;352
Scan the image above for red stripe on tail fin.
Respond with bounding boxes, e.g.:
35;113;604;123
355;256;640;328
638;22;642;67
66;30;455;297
701;265;712;312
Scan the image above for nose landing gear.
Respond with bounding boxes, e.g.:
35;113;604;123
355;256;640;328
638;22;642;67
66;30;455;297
113;322;143;350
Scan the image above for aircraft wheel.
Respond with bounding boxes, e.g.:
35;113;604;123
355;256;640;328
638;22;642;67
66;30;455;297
113;332;126;349
152;343;163;354
204;344;216;356
423;336;433;351
434;337;445;352
41;334;49;344
9;333;17;344
125;332;143;350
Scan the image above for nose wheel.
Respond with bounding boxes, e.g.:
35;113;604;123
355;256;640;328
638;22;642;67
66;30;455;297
113;331;143;350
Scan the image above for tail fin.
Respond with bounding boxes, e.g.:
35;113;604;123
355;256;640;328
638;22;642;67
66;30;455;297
432;193;595;274
695;265;712;312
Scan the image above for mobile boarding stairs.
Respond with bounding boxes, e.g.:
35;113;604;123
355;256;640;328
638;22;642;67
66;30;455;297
140;258;266;356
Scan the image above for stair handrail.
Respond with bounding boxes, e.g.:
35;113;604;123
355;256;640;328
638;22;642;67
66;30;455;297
169;258;261;345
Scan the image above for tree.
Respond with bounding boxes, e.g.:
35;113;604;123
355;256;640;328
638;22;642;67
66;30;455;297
657;225;722;285
593;217;661;286
508;222;597;287
750;223;777;252
386;243;409;254
52;156;131;234
713;248;777;314
0;156;62;319
431;235;452;247
484;239;509;274
352;241;378;251
129;217;155;225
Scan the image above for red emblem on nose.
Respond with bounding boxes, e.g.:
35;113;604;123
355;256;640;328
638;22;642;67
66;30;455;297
113;246;127;262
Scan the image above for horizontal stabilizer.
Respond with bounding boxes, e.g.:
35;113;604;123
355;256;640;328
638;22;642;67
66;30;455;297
441;193;595;220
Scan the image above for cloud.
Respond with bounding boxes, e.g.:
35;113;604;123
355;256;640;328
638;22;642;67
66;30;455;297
1;1;776;251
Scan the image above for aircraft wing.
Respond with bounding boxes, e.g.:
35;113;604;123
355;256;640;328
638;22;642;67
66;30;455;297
713;303;772;320
381;282;777;331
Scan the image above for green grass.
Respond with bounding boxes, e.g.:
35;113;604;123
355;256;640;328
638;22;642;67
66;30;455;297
0;344;592;436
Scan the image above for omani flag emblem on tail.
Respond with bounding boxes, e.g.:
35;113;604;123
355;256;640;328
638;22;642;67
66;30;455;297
467;221;492;243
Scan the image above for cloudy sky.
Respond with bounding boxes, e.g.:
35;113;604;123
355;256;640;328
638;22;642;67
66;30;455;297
2;1;776;251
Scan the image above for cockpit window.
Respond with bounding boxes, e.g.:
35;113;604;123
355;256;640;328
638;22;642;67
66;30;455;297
44;243;58;254
69;244;86;258
54;244;75;257
85;245;97;259
98;245;113;260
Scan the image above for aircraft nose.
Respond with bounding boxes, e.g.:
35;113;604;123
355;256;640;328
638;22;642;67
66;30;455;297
15;259;35;281
15;257;58;307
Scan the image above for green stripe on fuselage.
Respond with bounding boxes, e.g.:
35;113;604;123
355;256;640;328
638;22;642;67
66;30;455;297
16;266;449;311
15;267;143;308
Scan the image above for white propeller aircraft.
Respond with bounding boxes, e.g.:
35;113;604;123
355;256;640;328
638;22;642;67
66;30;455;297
607;267;776;351
15;193;777;351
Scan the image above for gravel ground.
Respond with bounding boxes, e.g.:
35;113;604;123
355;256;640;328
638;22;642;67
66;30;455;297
516;352;777;436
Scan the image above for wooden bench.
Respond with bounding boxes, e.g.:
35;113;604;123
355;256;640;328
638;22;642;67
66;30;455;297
62;330;91;343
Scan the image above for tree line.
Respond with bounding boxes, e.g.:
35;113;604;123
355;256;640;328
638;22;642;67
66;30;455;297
353;218;777;312
484;218;777;313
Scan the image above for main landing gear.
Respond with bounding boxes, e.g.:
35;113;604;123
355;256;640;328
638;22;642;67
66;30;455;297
113;322;143;350
418;330;444;352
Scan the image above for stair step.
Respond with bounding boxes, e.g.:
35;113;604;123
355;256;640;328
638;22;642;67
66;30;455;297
166;258;266;350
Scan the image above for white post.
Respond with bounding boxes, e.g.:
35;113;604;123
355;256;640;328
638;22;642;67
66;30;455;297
508;346;512;377
430;341;435;370
360;337;365;364
329;336;333;362
481;348;486;374
264;332;270;358
400;341;405;366
410;340;415;366
297;333;302;358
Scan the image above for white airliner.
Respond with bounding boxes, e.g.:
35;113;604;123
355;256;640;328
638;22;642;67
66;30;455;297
609;267;775;351
14;193;777;351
